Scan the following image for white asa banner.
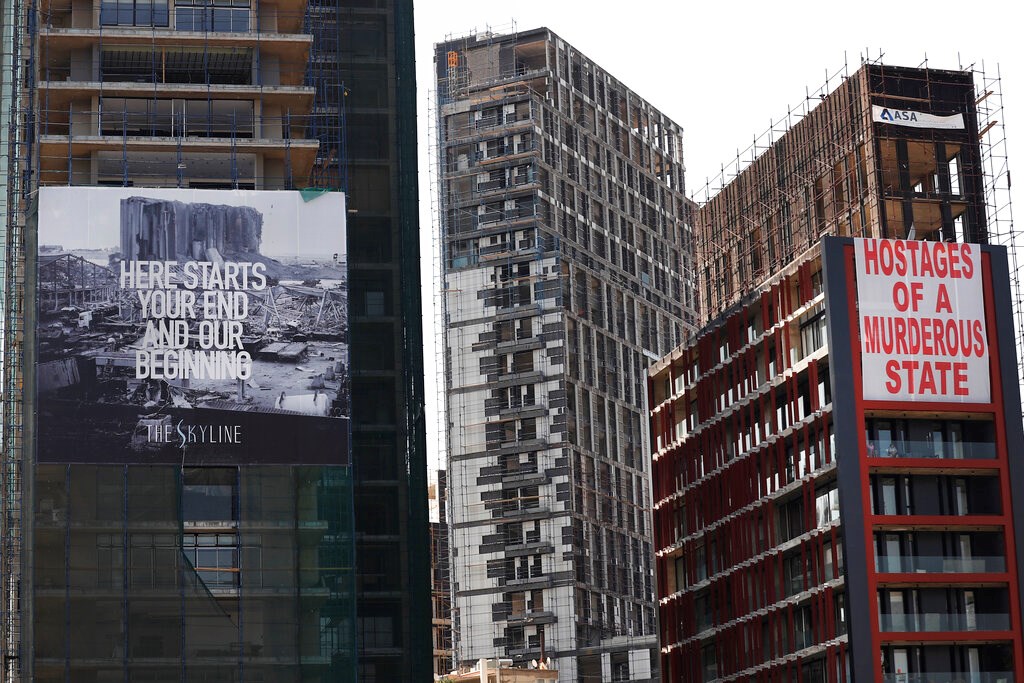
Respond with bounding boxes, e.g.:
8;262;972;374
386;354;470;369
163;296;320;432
872;105;965;130
854;238;990;403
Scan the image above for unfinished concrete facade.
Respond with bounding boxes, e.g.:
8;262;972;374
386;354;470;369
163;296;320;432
435;27;697;683
697;64;989;319
35;0;324;188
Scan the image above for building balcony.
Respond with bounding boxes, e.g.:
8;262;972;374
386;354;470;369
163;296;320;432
492;506;550;523
879;612;1011;633
39;26;312;70
498;403;547;421
506;609;556;626
505;574;552;589
473;178;540;201
477;241;543;263
495;336;544;354
489;440;549;460
867;438;996;461
38;109;317;185
504;541;553;557
475;208;542;232
39;134;317;186
42;107;315;139
40;0;309;34
443;139;541;177
443;115;535;145
500;470;546;487
492;370;544;389
882;674;1013;683
875;555;1006;574
38;80;315;109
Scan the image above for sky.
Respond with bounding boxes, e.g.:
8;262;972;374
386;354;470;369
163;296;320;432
413;0;1023;473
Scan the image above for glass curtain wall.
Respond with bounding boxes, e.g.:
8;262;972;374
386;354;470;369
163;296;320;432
32;464;355;683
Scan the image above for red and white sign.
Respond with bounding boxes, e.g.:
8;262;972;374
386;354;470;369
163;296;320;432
855;238;990;403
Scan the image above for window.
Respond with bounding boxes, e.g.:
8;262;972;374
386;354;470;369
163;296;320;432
100;0;169;26
815;487;840;527
693;543;706;583
701;643;717;681
181;468;238;588
175;0;249;32
505;625;525;650
611;652;629;682
182;533;238;588
359;614;396;648
783;553;805;597
865;418;996;460
100;47;253;86
799;310;826;357
182;468;236;521
365;291;385;316
97;534;124;588
948;152;962;195
834;592;847;635
695;591;712;632
823;541;836;581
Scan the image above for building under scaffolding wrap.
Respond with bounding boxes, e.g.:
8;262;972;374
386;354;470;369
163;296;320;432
1;0;30;675
1;0;431;680
430;470;454;678
694;59;1020;376
434;27;698;683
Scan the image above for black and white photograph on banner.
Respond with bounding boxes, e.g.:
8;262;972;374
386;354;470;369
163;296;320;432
35;186;349;464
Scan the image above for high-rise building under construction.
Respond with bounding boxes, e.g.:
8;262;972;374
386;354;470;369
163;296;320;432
0;0;430;681
434;27;698;683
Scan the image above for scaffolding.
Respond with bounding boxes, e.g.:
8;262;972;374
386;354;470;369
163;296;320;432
1;0;33;677
426;32;455;672
694;55;1019;397
433;27;693;683
1;0;354;676
28;0;346;190
429;470;454;678
973;61;1021;405
303;0;347;192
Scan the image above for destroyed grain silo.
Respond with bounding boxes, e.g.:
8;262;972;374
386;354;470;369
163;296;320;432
120;197;263;262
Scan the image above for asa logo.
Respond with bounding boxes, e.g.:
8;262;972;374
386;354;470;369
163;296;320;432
879;108;919;122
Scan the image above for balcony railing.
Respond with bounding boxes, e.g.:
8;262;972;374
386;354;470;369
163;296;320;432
882;673;1013;683
875;555;1006;573
879;612;1011;632
867;439;996;460
40;109;312;141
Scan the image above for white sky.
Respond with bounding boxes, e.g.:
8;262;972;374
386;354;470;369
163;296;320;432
414;0;1023;472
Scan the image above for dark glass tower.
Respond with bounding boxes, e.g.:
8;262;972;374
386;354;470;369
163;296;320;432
0;0;429;680
338;2;431;681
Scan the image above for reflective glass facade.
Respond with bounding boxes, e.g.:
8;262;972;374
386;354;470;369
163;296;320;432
33;465;355;683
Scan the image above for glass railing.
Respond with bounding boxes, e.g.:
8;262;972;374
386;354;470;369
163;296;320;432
875;555;1006;573
882;673;1013;683
867;439;996;459
879;612;1011;632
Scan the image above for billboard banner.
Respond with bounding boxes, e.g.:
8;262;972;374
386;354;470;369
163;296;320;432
871;105;966;130
36;186;348;464
854;238;990;403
